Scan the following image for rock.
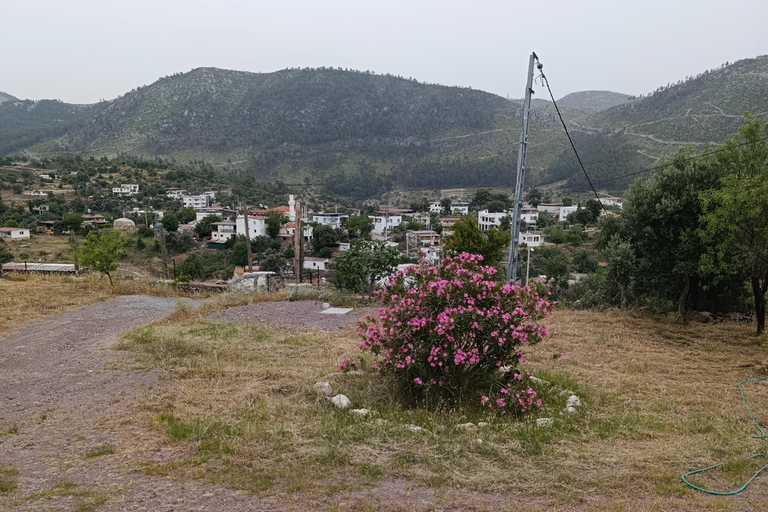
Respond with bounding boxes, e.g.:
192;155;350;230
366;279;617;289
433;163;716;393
314;381;332;396
566;395;581;408
405;424;426;433
330;394;351;409
456;422;477;431
346;370;364;376
559;389;575;397
322;302;331;309
477;422;489;428
536;417;554;428
375;419;388;426
498;365;513;375
529;376;550;386
473;438;483;445
565;406;578;414
350;408;369;417
234;266;245;276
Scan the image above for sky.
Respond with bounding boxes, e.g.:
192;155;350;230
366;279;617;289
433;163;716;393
0;0;765;104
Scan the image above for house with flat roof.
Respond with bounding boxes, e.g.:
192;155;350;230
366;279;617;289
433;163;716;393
0;227;30;239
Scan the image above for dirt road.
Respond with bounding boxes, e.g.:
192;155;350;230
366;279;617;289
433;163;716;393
0;295;277;511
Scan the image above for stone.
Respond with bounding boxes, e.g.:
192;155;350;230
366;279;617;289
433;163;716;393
477;422;489;428
228;271;279;292
473;438;484;445
330;394;351;409
456;422;477;431
529;376;550;386
566;395;581;408
350;408;369;417
565;406;578;414
405;424;426;433
314;381;332;396
559;389;575;397
322;302;331;309
321;307;353;315
346;370;364;376
536;417;554;428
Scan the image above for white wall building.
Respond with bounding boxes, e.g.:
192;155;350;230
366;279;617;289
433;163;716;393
519;232;543;247
211;221;237;243
450;202;469;215
0;227;30;239
112;184;139;197
312;213;348;229
429;202;444;214
477;210;509;232
599;196;623;208
235;215;268;239
303;257;329;272
182;194;209;209
559;205;578;222
521;208;539;225
372;215;402;235
166;189;187;199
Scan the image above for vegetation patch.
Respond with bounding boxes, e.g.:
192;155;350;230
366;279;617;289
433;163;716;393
0;467;18;494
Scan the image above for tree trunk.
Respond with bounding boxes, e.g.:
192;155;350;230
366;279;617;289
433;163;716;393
751;276;766;335
676;275;690;324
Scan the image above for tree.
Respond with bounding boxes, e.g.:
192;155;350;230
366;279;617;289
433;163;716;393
162;213;179;232
572;249;598;273
443;216;510;267
525;188;543;208
542;251;571;299
544;225;567;245
603;236;636;308
312;224;338;254
346;214;374;238
265;211;285;239
194;214;222;238
177;206;197;224
701;115;768;334
440;197;452;214
0;240;13;275
569;207;597;226
259;249;286;274
332;239;401;292
623;148;722;321
74;230;126;285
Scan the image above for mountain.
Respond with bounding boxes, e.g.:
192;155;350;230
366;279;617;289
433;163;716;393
1;56;767;199
556;90;632;111
0;91;19;104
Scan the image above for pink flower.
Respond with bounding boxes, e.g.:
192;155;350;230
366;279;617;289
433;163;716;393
496;398;506;407
414;377;422;385
481;396;489;405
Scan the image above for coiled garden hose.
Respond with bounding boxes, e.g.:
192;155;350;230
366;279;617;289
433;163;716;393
681;375;768;495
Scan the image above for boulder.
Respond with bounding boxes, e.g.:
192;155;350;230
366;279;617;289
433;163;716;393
314;381;332;396
330;394;351;409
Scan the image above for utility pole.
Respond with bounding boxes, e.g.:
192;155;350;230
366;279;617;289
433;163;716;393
525;246;533;286
294;199;303;283
506;52;540;284
241;197;253;272
158;214;169;280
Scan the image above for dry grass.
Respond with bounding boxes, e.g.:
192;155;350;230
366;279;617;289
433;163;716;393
0;273;207;338
117;305;768;510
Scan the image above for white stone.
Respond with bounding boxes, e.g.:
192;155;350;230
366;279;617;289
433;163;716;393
456;422;477;431
330;394;351;409
566;395;581;408
477;422;489;428
565;406;578;414
322;302;331;309
405;424;426;433
473;438;483;445
350;408;369;417
314;381;332;396
559;389;574;397
321;307;353;315
498;365;513;375
537;417;554;428
529;376;550;386
346;370;364;376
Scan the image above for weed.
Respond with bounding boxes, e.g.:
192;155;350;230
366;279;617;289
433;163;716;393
84;445;115;458
0;467;18;494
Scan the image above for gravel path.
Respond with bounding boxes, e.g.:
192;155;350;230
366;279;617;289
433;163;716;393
208;300;378;332
0;295;280;511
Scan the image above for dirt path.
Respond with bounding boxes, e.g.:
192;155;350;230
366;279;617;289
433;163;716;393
0;295;279;511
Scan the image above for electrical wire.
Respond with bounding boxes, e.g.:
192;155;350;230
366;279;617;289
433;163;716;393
537;70;608;214
594;134;768;186
681;375;768;495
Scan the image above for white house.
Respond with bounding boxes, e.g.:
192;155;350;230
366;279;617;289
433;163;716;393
182;194;209;209
372;215;402;235
519;232;543;247
312;213;348;229
195;207;236;223
166;188;187;199
559;205;578;222
537;204;561;214
451;202;469;215
521;208;539;225
0;227;30;239
235;215;268;239
112;184;139;197
429;202;444;214
478;210;509;232
303;257;329;272
599;196;623;208
211;221;237;243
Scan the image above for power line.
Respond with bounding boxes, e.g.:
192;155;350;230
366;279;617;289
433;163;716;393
593;134;768;186
538;70;608;213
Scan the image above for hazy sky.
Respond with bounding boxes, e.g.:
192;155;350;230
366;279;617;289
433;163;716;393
1;0;765;104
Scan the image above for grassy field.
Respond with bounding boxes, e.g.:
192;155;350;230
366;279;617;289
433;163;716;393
113;302;768;510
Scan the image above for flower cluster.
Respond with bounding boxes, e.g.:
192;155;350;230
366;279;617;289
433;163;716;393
338;357;363;372
356;253;553;412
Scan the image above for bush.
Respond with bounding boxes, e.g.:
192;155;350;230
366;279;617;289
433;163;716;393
356;253;553;412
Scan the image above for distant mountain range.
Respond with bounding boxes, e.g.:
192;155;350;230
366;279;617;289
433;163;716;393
1;55;766;197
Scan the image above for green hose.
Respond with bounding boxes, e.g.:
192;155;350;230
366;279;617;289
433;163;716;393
681;375;768;495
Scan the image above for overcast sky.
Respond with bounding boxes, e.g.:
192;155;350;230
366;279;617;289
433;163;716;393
0;0;765;104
